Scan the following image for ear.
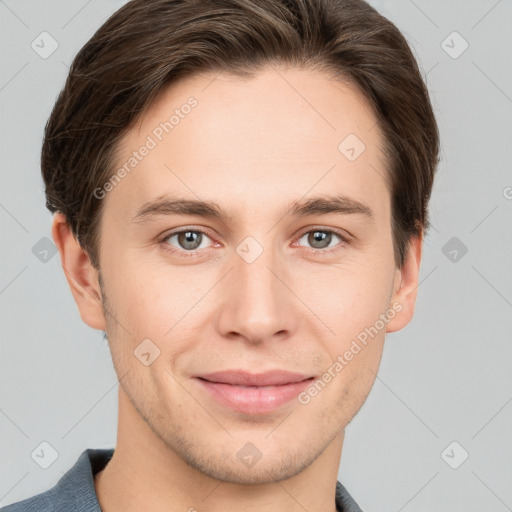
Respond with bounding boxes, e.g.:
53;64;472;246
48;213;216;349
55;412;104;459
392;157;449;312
386;231;423;333
51;213;106;330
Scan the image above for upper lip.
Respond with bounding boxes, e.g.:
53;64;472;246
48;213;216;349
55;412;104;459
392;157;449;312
196;370;313;386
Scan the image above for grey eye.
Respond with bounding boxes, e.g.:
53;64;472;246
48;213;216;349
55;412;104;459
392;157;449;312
164;230;213;251
297;230;343;250
177;231;202;250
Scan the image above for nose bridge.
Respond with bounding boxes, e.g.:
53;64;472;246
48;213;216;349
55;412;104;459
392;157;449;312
237;243;279;305
218;236;296;342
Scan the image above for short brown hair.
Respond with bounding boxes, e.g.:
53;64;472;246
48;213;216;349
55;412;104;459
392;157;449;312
42;0;439;270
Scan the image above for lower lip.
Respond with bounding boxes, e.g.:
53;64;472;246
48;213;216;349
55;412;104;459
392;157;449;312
195;378;313;414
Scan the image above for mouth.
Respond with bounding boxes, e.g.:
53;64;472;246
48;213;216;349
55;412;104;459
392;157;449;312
194;370;315;414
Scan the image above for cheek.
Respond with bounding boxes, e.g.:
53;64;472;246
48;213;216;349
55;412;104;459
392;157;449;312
107;257;211;352
296;257;394;338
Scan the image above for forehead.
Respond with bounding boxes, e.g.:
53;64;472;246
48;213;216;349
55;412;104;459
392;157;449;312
106;65;389;221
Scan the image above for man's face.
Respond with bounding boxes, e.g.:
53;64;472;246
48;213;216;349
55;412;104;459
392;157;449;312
94;65;405;483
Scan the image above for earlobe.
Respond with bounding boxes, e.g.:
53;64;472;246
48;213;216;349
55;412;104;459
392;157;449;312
386;232;423;334
51;213;106;330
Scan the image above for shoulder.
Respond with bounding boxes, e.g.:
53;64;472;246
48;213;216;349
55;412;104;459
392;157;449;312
2;487;56;512
336;480;364;512
2;448;114;512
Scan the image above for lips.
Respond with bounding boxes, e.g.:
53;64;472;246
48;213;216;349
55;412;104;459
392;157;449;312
194;370;314;414
197;369;312;386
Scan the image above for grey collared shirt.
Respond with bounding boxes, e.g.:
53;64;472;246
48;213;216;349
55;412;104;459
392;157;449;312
2;448;363;511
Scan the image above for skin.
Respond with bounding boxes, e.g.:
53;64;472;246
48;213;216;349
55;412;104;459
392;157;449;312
52;64;422;512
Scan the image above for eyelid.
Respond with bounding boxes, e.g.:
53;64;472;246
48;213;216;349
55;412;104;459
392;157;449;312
295;225;352;241
160;225;217;241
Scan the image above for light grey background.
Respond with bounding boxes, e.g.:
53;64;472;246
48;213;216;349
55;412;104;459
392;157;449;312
1;0;511;510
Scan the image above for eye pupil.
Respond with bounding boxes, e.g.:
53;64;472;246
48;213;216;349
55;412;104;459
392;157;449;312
178;231;202;250
308;231;331;249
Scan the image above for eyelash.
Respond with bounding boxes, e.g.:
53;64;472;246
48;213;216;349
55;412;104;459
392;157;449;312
159;226;351;258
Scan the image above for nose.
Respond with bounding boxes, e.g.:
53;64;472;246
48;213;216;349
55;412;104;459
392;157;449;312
215;240;298;345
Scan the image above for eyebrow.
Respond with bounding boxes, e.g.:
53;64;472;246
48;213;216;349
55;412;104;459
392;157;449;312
131;194;374;224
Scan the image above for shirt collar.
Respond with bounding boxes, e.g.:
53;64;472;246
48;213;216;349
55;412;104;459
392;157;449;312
60;448;362;512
